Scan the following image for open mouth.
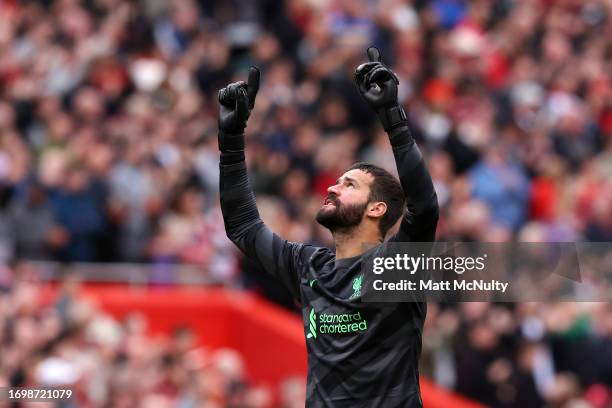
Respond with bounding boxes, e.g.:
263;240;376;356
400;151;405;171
323;198;337;207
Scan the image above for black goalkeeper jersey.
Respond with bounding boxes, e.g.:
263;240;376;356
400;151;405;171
219;124;438;407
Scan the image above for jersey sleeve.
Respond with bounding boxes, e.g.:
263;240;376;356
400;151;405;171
387;125;439;243
219;148;318;299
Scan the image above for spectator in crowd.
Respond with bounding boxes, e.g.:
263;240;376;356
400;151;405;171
48;162;106;262
10;180;68;260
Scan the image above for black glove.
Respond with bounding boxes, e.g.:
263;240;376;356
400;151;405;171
355;47;407;131
218;67;260;151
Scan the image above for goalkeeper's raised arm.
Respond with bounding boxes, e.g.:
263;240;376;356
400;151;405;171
354;47;439;243
217;68;317;299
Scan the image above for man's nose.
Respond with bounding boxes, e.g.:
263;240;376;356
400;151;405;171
327;184;340;195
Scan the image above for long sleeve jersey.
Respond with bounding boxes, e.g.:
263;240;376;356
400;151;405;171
219;123;439;407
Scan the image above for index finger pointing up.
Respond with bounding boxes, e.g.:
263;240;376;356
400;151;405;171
247;66;260;109
367;46;381;63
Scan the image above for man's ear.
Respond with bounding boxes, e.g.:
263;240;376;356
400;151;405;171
367;201;387;219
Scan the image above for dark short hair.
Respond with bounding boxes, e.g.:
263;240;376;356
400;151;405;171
348;162;405;238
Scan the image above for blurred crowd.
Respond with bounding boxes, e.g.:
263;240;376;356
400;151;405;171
0;266;305;408
0;0;611;268
1;0;612;407
423;302;612;408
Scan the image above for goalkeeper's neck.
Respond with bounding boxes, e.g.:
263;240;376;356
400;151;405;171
332;221;383;260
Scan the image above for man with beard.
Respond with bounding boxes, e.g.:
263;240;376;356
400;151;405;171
218;47;438;407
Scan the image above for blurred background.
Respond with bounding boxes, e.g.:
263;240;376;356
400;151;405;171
0;0;612;406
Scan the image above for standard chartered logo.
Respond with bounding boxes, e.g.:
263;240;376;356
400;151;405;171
306;308;368;340
306;308;317;339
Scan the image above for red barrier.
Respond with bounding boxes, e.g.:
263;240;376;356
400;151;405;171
38;284;483;408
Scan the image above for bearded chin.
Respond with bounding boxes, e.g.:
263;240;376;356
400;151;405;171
316;201;368;233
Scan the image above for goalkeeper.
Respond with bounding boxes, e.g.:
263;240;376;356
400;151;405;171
218;47;438;407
